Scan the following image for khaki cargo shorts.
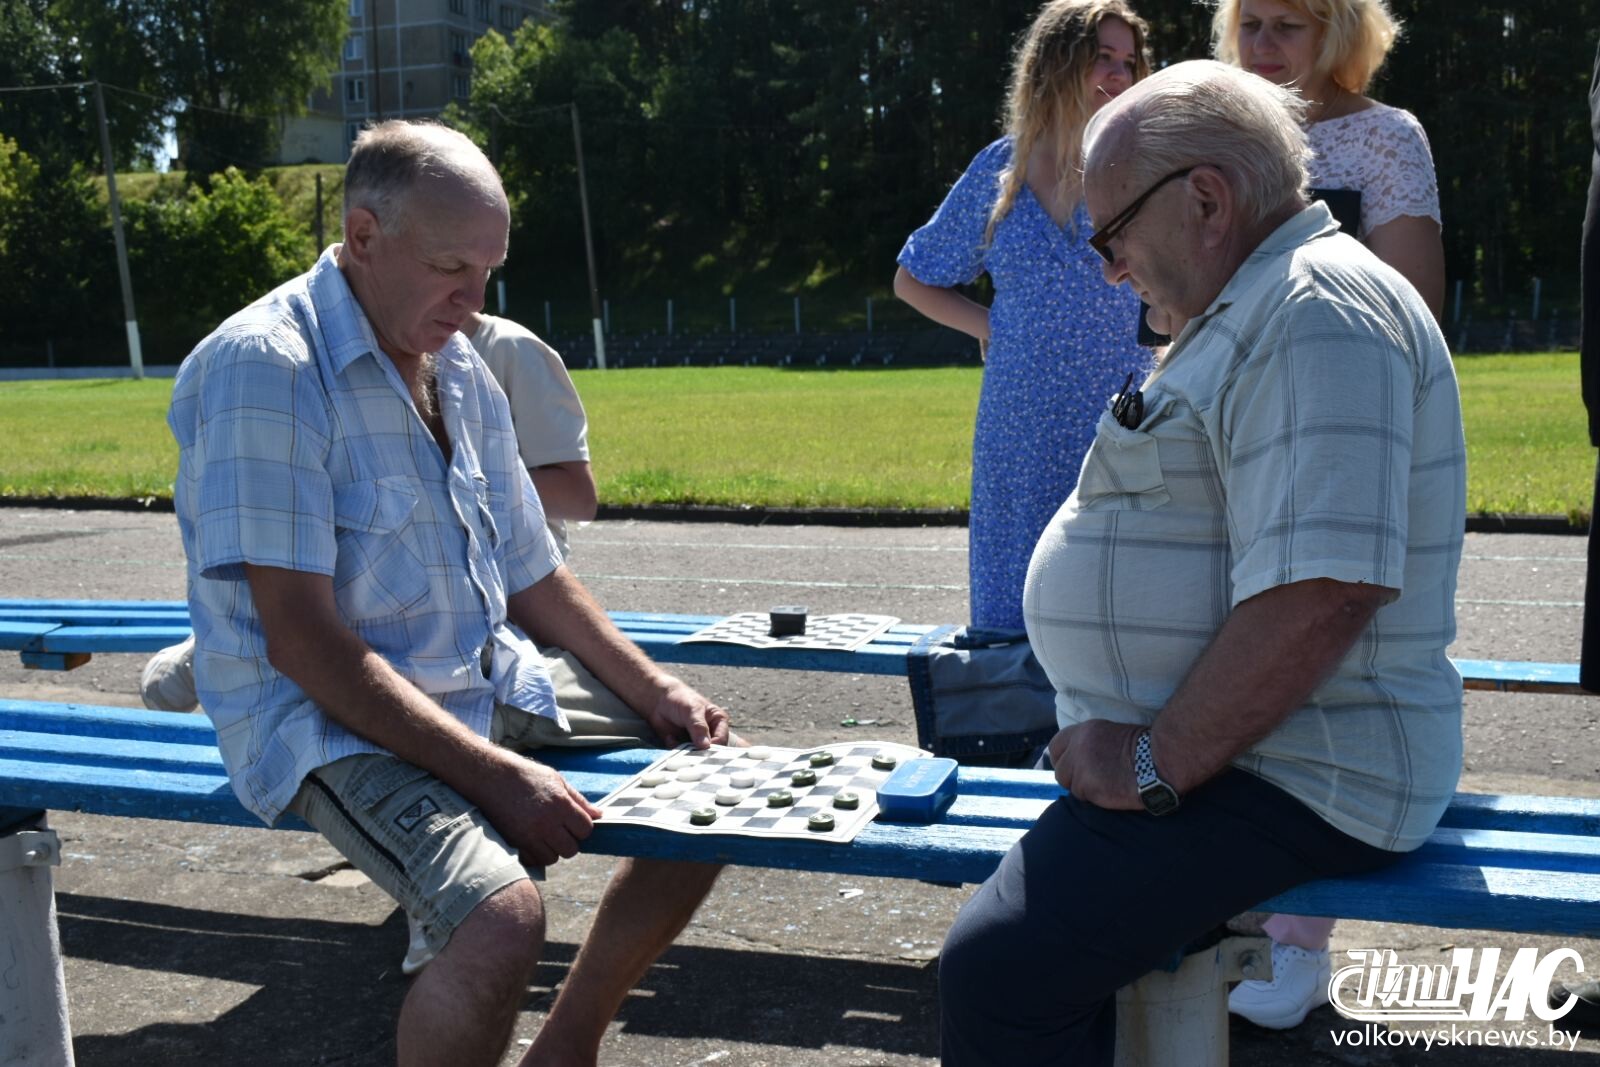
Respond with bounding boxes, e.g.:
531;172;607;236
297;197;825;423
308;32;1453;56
286;646;658;966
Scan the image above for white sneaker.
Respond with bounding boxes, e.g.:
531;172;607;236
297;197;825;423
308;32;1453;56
1228;942;1331;1029
401;915;436;976
139;636;199;712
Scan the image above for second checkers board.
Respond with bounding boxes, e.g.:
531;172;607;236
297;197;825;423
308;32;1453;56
592;740;930;844
680;612;899;652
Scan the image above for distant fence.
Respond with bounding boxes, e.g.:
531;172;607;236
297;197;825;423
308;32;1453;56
0;315;1574;381
1451;314;1581;354
546;327;982;370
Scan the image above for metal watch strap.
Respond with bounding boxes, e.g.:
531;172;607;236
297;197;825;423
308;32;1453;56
1134;729;1179;815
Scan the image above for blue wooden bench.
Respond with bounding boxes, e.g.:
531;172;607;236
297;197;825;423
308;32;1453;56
0;598;1586;695
0;598;951;676
5;696;1600;1064
1;697;1598;931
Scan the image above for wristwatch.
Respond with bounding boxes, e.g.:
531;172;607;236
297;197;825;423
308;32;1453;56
1133;730;1180;816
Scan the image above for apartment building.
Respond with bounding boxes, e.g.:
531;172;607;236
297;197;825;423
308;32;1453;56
276;0;549;164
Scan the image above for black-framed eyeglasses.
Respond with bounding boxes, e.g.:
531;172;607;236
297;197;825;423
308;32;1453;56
1112;371;1144;429
1088;166;1197;264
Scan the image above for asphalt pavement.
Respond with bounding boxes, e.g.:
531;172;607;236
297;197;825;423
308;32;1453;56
2;506;1599;1065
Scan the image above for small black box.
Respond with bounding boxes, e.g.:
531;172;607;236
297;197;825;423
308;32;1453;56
769;605;808;637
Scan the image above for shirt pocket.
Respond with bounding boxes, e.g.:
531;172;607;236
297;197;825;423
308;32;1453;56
1073;408;1171;513
331;476;430;620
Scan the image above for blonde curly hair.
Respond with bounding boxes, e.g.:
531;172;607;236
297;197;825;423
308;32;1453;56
985;0;1152;245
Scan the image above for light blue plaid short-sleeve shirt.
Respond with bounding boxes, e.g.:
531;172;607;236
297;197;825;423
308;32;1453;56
1024;204;1467;852
169;247;565;825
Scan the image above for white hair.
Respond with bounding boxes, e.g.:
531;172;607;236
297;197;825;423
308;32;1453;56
1082;60;1312;227
343;120;504;235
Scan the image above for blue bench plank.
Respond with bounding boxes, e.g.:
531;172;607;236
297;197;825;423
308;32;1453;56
0;598;187;613
1452;658;1584;694
0;701;220;743
28;625;195;654
1261;861;1600;938
1440;792;1600;836
0;600;1582;692
3;699;1600;936
0;601;1591;692
0;608;192;624
0;621;57;642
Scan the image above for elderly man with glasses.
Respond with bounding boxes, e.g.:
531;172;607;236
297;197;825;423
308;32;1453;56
937;60;1466;1067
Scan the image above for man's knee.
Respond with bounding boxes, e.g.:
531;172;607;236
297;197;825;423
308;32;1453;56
940;864;1127;1016
442;878;547;978
940;880;1040;1013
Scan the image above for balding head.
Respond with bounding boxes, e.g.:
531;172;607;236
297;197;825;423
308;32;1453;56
344;121;506;236
1083;59;1311;230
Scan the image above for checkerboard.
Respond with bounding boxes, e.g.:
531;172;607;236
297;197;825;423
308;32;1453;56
681;611;900;651
592;740;930;843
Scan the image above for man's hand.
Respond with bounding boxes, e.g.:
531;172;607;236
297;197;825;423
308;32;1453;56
479;757;603;868
510;570;735;748
646;678;730;749
1047;720;1144;811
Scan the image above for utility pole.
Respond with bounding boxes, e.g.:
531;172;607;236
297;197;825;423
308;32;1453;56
93;81;143;379
313;171;326;252
571;103;606;369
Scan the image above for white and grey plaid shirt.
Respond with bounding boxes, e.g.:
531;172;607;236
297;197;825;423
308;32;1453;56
169;247;565;826
1025;204;1466;852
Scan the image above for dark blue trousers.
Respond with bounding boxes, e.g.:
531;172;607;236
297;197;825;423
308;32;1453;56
938;769;1399;1066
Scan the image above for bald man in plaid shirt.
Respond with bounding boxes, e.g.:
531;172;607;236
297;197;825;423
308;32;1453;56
168;120;731;1067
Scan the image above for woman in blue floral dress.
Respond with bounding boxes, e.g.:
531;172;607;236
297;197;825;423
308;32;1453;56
895;0;1153;631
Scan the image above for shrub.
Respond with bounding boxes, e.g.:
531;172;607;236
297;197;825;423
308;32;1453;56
125;167;316;359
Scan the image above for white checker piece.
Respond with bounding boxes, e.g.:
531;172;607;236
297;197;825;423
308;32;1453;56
681;612;900;652
593;740;930;843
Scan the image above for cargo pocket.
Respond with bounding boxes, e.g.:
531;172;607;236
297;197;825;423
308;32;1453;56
331;476;430;619
1073;408;1171;513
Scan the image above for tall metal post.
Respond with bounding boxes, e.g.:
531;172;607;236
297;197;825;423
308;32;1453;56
571;104;607;369
313;172;326;252
93;81;143;379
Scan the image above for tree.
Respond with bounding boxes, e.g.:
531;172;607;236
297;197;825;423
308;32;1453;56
123;167;315;355
0;0;99;162
0;134;118;362
54;0;346;176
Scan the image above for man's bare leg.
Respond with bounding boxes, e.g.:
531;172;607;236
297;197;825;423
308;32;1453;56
522;858;722;1066
399;879;546;1067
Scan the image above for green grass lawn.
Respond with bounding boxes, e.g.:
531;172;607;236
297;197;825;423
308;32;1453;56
1;354;1593;518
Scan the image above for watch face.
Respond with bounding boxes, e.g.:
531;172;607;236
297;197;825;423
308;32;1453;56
1140;782;1180;817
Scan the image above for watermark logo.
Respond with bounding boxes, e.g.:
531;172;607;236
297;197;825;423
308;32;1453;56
1329;947;1582;1023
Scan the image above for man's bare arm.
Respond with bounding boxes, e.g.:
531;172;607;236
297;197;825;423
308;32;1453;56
530;460;598;522
1050;578;1394;808
245;563;598;864
508;566;730;748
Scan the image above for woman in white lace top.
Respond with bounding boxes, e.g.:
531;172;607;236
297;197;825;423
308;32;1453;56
1214;0;1445;322
1207;0;1445;1033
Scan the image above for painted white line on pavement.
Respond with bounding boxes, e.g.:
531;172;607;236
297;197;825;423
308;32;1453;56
577;538;965;554
0;552;185;568
579;573;967;593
